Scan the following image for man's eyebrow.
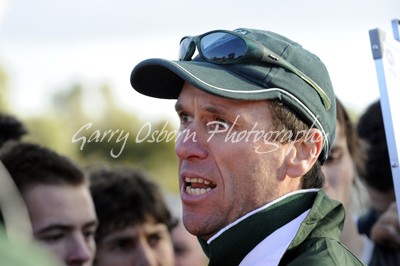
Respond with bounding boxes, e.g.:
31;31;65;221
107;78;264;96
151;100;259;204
83;220;99;229
204;106;228;116
175;102;229;116
102;234;137;245
174;102;184;112
35;224;73;234
35;220;98;234
330;145;343;152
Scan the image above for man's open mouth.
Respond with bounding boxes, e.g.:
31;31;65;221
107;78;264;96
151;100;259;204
184;177;217;195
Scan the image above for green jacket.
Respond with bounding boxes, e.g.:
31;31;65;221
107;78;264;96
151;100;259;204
199;190;364;266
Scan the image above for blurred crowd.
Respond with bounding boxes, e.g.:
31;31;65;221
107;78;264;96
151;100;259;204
0;97;399;266
0;112;208;265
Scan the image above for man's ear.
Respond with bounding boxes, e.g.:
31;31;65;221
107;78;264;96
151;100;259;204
285;128;323;178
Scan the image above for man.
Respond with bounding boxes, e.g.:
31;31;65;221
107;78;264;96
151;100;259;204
357;100;400;265
357;100;397;227
89;167;176;266
129;28;363;265
167;194;209;266
0;141;98;266
172;219;209;266
321;98;372;263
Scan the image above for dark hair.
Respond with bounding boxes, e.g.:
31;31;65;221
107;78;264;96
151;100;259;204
89;167;177;242
357;100;392;192
0;141;86;193
269;100;324;189
0;114;28;147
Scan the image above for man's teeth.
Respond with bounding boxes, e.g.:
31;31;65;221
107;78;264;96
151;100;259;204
184;177;211;185
186;187;211;195
184;177;213;195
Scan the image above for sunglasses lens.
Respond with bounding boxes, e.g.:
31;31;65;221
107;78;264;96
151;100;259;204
200;32;247;62
179;37;195;61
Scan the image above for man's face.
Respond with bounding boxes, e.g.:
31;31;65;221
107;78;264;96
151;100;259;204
24;184;97;266
94;220;174;266
175;82;292;239
172;221;208;266
322;123;355;208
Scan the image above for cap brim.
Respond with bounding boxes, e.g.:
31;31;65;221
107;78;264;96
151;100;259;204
130;58;283;101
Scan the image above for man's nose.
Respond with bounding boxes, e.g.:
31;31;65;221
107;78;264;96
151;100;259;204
175;125;208;161
135;241;159;266
66;234;93;265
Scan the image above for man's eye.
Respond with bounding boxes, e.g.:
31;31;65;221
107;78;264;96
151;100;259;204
326;150;343;164
216;117;230;126
112;239;135;252
148;233;162;247
178;112;193;125
40;233;64;243
207;118;230;131
83;230;96;241
174;243;189;256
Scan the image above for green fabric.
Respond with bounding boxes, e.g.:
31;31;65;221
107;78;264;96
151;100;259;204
0;226;60;266
281;191;364;265
198;192;315;266
198;190;364;266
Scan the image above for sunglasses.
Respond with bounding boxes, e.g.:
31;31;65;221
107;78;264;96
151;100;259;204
179;30;331;110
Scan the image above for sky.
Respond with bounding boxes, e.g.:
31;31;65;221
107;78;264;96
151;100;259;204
0;0;399;122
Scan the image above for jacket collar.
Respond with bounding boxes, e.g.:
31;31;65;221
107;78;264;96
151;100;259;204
198;190;318;266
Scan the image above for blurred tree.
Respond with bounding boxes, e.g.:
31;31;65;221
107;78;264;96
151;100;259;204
0;67;179;192
23;115;75;156
50;82;179;192
52;83;86;129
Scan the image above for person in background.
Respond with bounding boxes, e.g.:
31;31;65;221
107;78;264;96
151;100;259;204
0;113;28;147
322;98;373;263
0;113;28;224
172;220;209;266
167;195;208;266
0;141;98;266
0;116;61;266
130;27;363;264
89;166;176;266
357;99;400;266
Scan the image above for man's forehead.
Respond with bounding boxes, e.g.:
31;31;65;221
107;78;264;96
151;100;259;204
24;183;96;229
23;182;89;197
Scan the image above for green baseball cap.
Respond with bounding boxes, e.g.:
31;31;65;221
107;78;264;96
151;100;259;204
130;28;336;163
